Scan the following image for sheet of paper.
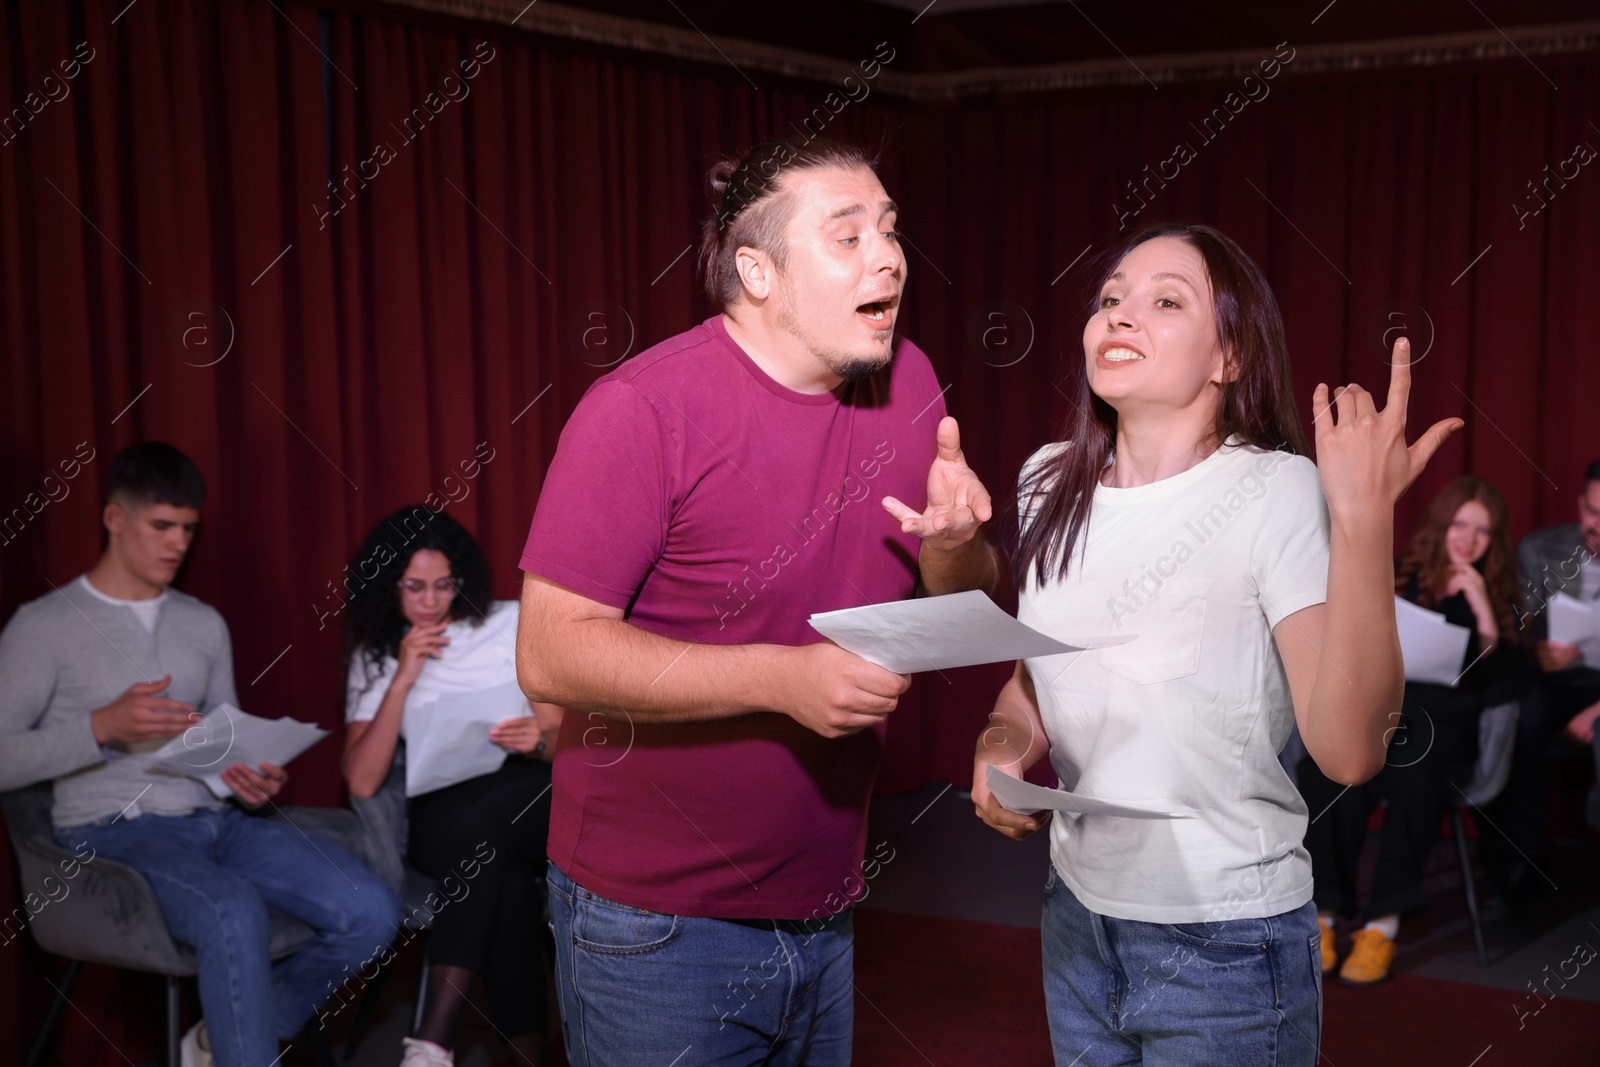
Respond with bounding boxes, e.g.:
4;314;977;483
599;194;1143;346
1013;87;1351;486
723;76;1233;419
402;680;529;797
1395;596;1473;686
986;765;1191;820
808;590;1131;674
1550;592;1600;667
149;703;328;800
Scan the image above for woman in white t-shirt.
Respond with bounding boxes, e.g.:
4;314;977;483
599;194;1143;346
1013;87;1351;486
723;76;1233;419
971;224;1461;1065
340;507;562;1067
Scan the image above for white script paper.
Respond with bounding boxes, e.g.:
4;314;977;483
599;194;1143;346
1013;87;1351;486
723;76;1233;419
985;765;1190;820
403;680;529;797
808;590;1130;674
1394;596;1473;686
1550;592;1600;667
150;703;328;800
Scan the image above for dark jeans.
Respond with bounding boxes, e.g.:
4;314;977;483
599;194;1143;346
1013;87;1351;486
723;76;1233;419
1298;700;1480;921
408;755;553;1036
1488;666;1600;868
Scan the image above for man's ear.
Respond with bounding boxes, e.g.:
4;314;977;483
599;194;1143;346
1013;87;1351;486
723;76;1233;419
102;501;125;536
734;245;774;302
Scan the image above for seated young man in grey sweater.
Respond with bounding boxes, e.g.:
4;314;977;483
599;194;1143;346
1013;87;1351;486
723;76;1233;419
0;441;400;1067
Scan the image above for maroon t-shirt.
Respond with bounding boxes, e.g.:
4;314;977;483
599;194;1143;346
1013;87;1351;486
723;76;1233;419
521;314;944;918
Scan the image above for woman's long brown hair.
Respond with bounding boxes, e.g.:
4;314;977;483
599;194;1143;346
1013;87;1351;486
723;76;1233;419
1395;476;1521;639
1012;223;1307;587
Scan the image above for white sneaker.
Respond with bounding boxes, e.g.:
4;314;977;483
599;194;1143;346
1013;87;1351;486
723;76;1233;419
400;1037;455;1065
179;1021;214;1067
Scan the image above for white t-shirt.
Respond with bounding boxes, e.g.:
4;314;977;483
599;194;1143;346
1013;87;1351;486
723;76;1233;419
1017;437;1330;923
345;600;522;736
78;575;165;633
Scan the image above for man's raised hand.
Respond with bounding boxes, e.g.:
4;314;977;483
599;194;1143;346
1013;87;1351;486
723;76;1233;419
882;416;993;548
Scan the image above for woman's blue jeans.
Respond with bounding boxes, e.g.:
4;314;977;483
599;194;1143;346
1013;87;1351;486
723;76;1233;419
1042;865;1322;1066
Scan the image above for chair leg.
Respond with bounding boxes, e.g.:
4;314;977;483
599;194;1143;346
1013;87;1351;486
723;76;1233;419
1451;807;1490;967
23;957;82;1067
343;951;395;1059
167;976;182;1067
307;1023;338;1067
411;948;430;1036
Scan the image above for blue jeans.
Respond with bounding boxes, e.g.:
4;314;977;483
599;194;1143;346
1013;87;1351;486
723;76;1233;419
57;807;401;1067
1042;866;1322;1067
546;861;854;1066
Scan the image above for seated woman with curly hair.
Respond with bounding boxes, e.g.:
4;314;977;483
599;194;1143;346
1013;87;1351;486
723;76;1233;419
340;506;561;1067
1299;475;1530;986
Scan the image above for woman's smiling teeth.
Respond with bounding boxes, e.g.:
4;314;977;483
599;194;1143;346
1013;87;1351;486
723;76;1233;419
1103;347;1145;362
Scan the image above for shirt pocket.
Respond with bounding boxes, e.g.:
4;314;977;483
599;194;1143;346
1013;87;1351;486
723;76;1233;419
1097;578;1209;685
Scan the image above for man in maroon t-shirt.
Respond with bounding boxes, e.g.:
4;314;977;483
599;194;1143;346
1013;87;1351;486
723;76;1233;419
517;137;996;1065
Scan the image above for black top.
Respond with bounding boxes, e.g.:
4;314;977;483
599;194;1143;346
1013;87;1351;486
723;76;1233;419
1399;569;1528;716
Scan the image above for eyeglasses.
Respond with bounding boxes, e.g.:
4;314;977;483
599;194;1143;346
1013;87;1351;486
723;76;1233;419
398;577;461;597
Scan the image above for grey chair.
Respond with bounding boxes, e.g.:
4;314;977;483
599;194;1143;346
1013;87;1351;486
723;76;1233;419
1449;700;1520;966
1;782;362;1067
342;745;438;1059
342;744;553;1060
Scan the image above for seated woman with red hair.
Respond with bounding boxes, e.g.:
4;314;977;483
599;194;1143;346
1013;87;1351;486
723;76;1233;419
1299;475;1530;986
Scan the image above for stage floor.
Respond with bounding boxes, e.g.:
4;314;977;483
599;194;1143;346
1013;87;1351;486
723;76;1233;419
305;781;1600;1066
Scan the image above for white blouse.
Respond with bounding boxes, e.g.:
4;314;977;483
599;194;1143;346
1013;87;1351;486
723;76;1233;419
344;599;521;737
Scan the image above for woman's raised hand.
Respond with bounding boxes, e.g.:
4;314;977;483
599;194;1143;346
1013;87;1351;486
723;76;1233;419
1312;337;1463;522
1444;562;1488;599
1447;563;1499;643
396;622;450;685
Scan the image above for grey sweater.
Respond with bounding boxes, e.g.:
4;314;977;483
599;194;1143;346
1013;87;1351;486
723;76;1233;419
0;576;234;827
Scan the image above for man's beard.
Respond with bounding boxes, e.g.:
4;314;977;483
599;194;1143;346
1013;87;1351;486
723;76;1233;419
774;280;895;383
831;356;890;382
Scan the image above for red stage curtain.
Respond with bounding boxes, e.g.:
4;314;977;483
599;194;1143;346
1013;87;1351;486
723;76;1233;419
3;1;1599;1058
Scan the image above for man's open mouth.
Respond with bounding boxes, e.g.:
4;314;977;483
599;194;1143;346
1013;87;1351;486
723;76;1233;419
857;300;893;324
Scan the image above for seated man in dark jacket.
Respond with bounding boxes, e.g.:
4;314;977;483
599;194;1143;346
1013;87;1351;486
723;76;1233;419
1496;459;1600;909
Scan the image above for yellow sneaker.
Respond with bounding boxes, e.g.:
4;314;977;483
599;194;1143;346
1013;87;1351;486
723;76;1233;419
1318;917;1338;975
1339;926;1397;986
